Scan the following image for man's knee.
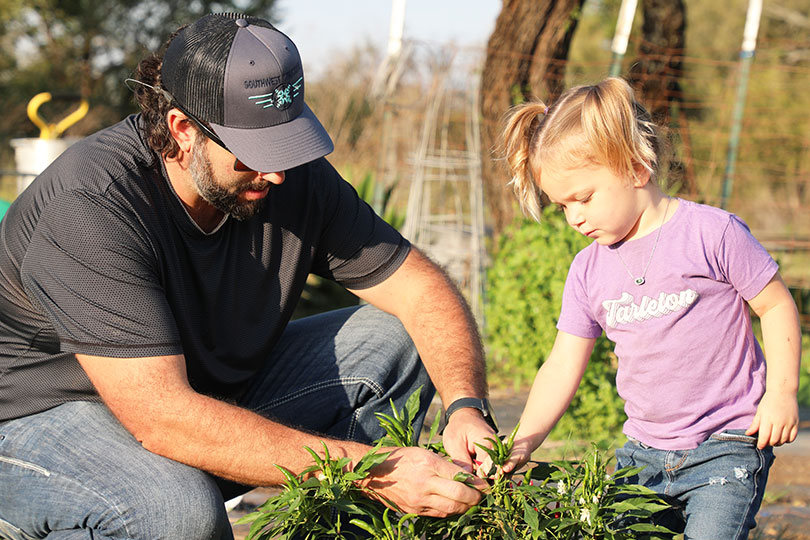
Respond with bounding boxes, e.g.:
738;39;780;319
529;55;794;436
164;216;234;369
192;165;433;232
117;472;231;540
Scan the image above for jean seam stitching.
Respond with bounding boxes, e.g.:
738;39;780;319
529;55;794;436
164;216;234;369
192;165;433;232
254;377;385;414
732;446;767;540
664;450;689;473
348;409;359;441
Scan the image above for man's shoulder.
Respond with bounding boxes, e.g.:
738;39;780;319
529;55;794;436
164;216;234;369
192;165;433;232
62;115;156;181
37;115;159;203
10;116;163;244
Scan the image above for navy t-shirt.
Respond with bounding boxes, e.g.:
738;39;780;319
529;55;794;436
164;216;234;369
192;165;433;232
0;114;409;421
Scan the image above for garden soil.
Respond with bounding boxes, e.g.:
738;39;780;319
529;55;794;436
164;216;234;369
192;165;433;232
228;390;810;539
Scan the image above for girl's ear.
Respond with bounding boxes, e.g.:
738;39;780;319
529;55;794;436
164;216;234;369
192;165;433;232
632;163;652;187
165;108;197;155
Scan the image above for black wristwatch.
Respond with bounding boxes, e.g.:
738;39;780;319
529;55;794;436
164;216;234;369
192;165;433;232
444;397;498;433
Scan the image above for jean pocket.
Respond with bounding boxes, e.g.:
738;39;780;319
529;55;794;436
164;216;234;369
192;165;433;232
709;430;757;445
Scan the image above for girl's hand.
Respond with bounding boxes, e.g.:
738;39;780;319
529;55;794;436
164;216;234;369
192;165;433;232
745;390;799;449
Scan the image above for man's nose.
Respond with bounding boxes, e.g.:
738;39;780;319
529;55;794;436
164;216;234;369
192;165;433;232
259;171;286;185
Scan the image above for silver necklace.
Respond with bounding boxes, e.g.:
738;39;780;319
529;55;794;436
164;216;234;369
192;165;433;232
615;197;672;286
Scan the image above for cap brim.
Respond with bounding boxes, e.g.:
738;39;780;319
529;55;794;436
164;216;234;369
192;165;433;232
210;104;334;172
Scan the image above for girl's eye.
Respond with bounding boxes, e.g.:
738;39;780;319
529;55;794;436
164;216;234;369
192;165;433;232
580;195;592;204
555;204;566;212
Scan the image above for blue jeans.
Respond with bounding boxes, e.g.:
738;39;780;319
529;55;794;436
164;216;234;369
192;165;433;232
615;430;774;540
0;305;434;539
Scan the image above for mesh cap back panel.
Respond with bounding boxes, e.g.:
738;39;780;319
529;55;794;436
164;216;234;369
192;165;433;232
162;14;277;125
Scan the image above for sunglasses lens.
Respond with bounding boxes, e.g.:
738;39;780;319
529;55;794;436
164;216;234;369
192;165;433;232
233;158;253;172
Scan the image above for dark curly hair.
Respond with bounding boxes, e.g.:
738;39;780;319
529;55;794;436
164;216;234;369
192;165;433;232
132;27;190;159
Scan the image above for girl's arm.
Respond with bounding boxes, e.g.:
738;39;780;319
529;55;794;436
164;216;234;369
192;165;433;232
745;272;802;449
500;331;596;474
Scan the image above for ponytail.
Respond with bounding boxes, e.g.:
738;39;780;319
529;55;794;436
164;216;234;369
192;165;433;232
502;102;549;222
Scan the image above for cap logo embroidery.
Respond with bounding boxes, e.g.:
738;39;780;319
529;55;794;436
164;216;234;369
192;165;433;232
248;77;302;111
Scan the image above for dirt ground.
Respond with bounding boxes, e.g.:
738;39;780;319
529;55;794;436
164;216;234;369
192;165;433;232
227;391;810;539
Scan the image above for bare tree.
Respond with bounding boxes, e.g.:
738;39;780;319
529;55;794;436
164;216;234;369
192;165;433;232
479;0;585;234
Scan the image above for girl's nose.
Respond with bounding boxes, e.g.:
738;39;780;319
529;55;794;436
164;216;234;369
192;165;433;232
565;207;584;228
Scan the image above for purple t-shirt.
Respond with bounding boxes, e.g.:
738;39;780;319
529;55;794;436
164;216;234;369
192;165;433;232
558;199;777;450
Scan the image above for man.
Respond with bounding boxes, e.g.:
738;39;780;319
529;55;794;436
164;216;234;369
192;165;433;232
0;13;495;539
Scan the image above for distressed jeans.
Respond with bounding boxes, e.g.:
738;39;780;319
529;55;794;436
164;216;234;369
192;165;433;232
615;430;774;540
0;305;434;540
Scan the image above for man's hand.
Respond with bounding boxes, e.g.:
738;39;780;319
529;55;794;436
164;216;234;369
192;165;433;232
441;407;497;473
746;390;799;449
362;446;488;517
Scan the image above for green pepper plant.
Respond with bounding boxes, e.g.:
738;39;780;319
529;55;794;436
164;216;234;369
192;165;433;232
238;388;675;539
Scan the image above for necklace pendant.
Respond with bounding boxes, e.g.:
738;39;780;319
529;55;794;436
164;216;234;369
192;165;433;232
634;277;645;286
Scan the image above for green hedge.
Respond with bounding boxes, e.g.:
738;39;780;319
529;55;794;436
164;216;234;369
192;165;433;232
485;206;626;443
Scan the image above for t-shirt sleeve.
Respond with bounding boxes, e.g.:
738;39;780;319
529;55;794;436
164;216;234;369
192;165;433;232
556;251;604;339
717;214;778;301
308;160;410;290
21;190;182;358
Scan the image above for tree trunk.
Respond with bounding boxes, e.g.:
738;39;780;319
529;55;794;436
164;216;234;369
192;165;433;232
479;0;585;234
628;0;686;123
627;0;692;194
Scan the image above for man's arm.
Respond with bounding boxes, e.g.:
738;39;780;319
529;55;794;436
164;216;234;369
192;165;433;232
745;272;802;449
349;247;494;469
77;352;486;517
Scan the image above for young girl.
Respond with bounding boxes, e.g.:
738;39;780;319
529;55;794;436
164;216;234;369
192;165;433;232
496;77;801;539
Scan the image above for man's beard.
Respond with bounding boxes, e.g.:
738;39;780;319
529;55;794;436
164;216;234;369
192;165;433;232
189;137;267;221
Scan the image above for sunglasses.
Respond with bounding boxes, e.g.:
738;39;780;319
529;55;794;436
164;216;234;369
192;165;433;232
174;102;254;172
124;79;255;172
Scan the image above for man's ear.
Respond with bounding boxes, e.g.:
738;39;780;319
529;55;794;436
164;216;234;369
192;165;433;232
166;108;197;155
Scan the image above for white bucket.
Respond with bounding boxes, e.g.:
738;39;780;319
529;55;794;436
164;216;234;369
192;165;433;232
10;137;80;194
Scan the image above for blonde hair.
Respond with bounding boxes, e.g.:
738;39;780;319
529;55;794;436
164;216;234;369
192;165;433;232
503;77;660;221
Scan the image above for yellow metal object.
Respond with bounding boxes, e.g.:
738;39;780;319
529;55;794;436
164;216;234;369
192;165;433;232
26;92;89;139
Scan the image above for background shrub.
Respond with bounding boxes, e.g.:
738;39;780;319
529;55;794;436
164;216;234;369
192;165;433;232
485;205;626;443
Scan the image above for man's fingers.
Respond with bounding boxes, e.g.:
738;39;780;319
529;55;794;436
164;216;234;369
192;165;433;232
366;446;488;517
443;437;474;471
397;470;484;517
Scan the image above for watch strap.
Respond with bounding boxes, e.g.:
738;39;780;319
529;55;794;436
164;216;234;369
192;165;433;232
444;397;498;432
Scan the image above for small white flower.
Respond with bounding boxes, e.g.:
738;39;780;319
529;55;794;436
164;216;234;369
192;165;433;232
557;481;566;495
579;496;586;506
580;507;592;525
592;494;599;504
317;473;327;481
